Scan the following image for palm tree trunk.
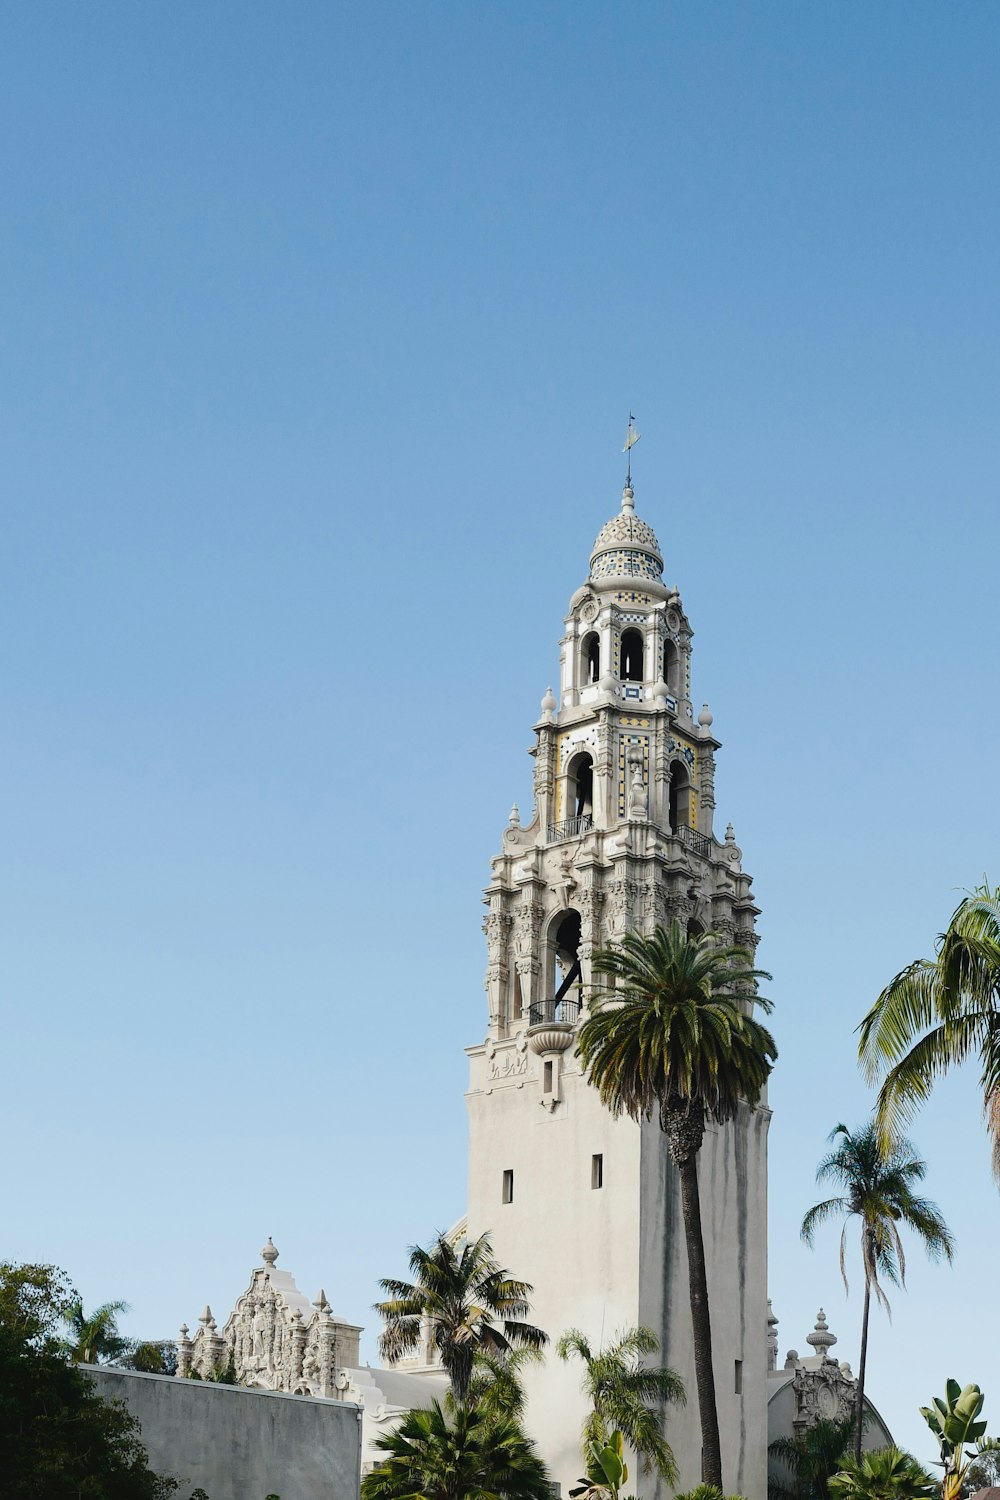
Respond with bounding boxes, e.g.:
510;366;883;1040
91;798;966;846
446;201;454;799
854;1280;871;1464
678;1152;723;1489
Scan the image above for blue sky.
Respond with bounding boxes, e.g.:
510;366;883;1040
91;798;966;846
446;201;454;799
3;0;999;1465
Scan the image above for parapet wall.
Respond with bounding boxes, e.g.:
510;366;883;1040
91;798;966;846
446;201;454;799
86;1367;361;1500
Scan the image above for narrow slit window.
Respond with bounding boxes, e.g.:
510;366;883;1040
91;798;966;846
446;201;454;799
543;1060;553;1093
502;1169;514;1205
734;1359;743;1395
591;1153;604;1189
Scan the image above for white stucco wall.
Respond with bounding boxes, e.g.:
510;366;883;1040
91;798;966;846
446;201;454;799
467;1048;643;1493
467;1043;769;1500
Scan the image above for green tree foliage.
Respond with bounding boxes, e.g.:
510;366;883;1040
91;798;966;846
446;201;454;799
768;1415;856;1500
858;883;1000;1178
801;1123;954;1462
360;1398;551;1500
556;1325;684;1484
126;1342;177;1376
463;1345;542;1425
375;1231;547;1404
577;920;776;1489
965;1441;1000;1493
63;1295;134;1364
0;1261;176;1500
921;1381;991;1500
677;1486;749;1500
828;1447;937;1500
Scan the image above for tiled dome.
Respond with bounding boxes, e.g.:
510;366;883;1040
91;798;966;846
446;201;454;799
589;487;664;581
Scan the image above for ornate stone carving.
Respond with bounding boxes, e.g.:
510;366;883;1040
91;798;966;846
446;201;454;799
487;1033;528;1080
514;901;543;959
792;1357;856;1429
626;747;647;819
700;745;716;817
607;877;638;936
179;1241;361;1398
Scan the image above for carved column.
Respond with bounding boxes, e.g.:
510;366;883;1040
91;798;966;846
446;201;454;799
513;894;543;1020
533;726;556;833
312;1293;336;1397
482;898;512;1031
290;1310;306;1390
607;870;638;940
576;881;604;998
595;707;614;827
698;744;716;836
176;1324;192;1378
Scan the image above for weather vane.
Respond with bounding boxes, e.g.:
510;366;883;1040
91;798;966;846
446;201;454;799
622;412;641;488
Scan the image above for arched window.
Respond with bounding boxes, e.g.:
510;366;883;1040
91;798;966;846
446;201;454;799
567;751;594;822
664;638;681;694
687;916;704;938
545;909;582;1023
581;632;600;684
668;759;691;833
620;629;644;682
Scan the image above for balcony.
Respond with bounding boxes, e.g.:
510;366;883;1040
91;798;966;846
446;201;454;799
674;824;712;859
528;998;581;1029
546;814;594;843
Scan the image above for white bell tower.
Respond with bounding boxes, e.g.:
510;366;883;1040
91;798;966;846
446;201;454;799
465;473;770;1500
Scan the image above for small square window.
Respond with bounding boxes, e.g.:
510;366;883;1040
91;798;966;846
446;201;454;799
502;1169;514;1205
591;1154;604;1190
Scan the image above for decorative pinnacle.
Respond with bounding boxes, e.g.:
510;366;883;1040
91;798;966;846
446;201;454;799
261;1236;279;1267
807;1308;837;1360
508;802;520;828
621;483;635;514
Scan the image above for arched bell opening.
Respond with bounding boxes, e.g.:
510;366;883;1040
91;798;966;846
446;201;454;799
620;628;644;683
668;759;692;833
566;750;594;823
580;631;601;686
687;916;705;939
540;908;583;1025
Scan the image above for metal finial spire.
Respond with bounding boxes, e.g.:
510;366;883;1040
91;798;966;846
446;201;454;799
622;412;641;491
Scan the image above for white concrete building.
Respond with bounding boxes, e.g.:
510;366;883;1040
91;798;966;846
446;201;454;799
465;477;769;1499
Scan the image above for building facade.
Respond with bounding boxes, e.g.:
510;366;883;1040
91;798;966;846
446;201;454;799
465;479;770;1499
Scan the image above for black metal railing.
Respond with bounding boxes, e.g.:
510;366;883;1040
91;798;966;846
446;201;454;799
546;814;594;843
528;998;581;1028
674;824;712;859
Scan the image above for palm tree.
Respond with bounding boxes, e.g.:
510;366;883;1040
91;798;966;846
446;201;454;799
801;1122;954;1463
768;1415;856;1500
828;1446;936;1500
556;1325;685;1485
858;882;1000;1176
465;1345;542;1425
360;1399;551;1500
677;1488;749;1500
577;920;776;1490
375;1231;547;1405
62;1296;133;1365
